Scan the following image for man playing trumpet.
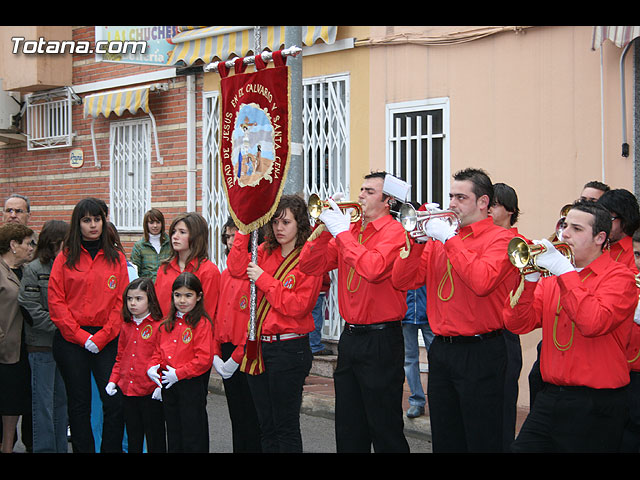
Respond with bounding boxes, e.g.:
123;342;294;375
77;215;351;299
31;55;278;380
504;200;637;452
299;171;410;453
392;167;519;453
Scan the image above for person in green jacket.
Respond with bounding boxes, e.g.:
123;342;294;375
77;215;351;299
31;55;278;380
131;208;171;281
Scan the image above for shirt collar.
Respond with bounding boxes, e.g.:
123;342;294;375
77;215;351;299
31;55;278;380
459;216;494;237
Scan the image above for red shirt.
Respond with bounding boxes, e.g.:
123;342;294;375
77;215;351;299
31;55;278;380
154;257;221;320
392;216;519;336
610;235;636;272
213;269;251;363
109;314;161;396
149;313;214;381
226;232;322;336
49;248;128;349
503;252;637;389
299;214;407;325
607;235;640;371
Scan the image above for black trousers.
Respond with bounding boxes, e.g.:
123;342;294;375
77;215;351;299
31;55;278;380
246;336;312;453
334;323;410;453
512;382;628;453
427;333;506;453
122;394;166;453
621;371;640;452
220;342;262;453
162;371;210;453
52;329;124;453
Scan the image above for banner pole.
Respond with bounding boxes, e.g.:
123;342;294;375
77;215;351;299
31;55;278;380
204;45;302;73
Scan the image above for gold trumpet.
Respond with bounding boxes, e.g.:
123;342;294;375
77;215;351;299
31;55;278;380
308;194;362;223
508;237;574;277
398;202;461;239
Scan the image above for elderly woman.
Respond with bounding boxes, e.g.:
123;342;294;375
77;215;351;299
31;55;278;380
0;223;35;453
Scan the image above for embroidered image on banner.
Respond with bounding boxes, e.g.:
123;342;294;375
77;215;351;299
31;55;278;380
219;52;291;233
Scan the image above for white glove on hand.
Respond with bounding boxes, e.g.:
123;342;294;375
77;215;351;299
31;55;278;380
535;239;574;276
147;364;162;388
161;365;179;389
524;272;541;283
331;192;345;202
84;337;99;354
319;199;350;237
152;387;163;402
105;382;117;396
425;217;457;244
213;355;239;380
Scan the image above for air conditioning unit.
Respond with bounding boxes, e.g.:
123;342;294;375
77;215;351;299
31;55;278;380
0;78;22;131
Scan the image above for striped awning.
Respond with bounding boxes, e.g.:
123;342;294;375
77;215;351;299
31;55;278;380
83;85;150;118
166;26;337;67
592;26;640;50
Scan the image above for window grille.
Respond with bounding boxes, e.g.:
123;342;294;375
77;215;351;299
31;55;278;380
303;73;350;341
386;98;450;208
26;87;79;150
109;118;151;232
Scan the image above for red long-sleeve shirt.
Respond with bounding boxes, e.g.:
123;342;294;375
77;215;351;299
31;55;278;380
299;214;408;325
154;257;221;320
49;248;128;349
392;216;519;336
226;232;322;337
503;252;637;389
213;268;251;363
607;235;640;371
149;313;214;381
109;314;161;396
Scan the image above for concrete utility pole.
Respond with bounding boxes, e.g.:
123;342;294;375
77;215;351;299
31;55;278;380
283;26;304;197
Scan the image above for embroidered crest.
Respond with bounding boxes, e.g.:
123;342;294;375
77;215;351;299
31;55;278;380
107;275;117;290
282;274;296;290
141;324;153;340
182;327;193;344
239;295;248;310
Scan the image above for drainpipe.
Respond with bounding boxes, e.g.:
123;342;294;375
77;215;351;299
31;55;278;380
186;74;196;212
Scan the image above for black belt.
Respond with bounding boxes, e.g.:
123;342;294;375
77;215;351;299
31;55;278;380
435;330;503;344
344;320;401;334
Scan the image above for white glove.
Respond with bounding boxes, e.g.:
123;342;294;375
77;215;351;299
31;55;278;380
152;387;163;402
524;272;541;283
84;337;99;354
319;199;350;237
147;364;162;388
161;365;179;389
105;382;117;396
535;239;574;276
425;217;457;244
331;192;345;202
213;355;239;380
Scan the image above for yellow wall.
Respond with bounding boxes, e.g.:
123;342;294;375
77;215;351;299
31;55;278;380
367;25;636;408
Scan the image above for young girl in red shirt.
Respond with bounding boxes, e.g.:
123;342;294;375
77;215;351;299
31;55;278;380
147;272;214;453
106;277;166;453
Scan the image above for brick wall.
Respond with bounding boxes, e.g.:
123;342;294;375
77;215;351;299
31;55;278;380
0;26;203;257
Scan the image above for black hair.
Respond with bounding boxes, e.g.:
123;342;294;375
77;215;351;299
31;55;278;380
570;199;612;250
161;272;212;331
122;277;163;323
453;168;494;206
492;182;520;226
64;198;121;269
597;189;640;237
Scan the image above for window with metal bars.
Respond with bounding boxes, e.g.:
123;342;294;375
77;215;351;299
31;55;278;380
386;98;449;208
109;118;151;232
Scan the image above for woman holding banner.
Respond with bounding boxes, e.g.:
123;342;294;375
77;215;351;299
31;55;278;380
224;195;322;453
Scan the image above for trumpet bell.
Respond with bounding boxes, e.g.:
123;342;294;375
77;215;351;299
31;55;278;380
308;194;362;223
507;237;574;276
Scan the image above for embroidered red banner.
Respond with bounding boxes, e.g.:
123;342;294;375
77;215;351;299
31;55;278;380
219;52;291;233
